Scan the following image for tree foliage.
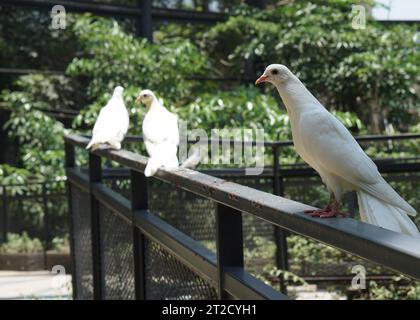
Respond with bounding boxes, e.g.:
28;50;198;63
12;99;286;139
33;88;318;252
204;0;419;132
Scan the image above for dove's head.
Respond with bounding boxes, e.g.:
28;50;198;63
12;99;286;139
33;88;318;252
136;89;156;107
255;64;294;86
113;86;124;96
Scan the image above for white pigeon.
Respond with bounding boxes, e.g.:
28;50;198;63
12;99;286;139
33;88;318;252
137;89;200;177
256;64;419;238
86;86;129;150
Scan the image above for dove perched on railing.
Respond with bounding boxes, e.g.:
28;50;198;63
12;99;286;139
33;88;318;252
137;89;200;177
256;64;419;238
86;86;129;151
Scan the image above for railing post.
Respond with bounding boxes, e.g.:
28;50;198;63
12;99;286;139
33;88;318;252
272;145;289;293
42;182;50;250
216;203;243;299
1;186;7;244
130;169;148;300
64;140;77;300
136;0;153;42
89;152;102;300
346;191;357;218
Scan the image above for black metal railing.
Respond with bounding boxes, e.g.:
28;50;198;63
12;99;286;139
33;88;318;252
65;133;420;300
84;132;420;287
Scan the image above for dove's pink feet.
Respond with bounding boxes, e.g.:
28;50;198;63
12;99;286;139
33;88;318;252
304;199;348;218
304;208;347;218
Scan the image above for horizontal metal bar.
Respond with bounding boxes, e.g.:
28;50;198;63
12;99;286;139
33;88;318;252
1;0;227;23
224;267;288;300
0;179;66;187
65;134;91;149
3;193;65;200
353;133;420;142
102;168;131;179
377;20;420;24
66;168;89;192
134;210;287;300
278;161;420;178
0;67;63;75
151;7;227;23
91;183;132;224
300;274;399;283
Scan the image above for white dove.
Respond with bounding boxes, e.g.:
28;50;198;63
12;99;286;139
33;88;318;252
256;64;419;238
137;89;200;177
86;86;129;150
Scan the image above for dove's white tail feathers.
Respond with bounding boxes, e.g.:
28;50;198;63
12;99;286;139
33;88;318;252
181;147;201;169
86;140;97;150
144;147;201;177
357;191;420;238
145;158;160;177
86;141;121;151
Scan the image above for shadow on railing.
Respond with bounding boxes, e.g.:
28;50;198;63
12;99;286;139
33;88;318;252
64;133;420;300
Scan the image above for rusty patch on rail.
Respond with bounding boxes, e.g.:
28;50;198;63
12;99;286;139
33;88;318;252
201;185;216;195
251;200;263;209
228;193;239;201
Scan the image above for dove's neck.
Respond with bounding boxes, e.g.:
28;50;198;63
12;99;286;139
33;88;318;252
274;78;324;116
110;94;124;106
146;98;163;112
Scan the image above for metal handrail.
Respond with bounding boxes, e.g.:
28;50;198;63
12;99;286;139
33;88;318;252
65;133;420;299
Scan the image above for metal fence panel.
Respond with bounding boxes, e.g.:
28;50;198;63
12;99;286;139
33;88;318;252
99;203;135;299
144;237;218;300
70;184;93;299
149;180;216;244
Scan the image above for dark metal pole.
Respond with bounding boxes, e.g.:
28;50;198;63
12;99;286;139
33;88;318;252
273;145;289;293
136;0;153;42
1;186;7;243
346;191;357;218
64;141;78;300
130;169;147;300
89;152;103;300
215;203;243;299
42;183;50;250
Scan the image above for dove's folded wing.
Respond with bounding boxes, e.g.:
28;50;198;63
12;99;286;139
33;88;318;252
92;103;128;143
143;109;179;146
300;110;416;214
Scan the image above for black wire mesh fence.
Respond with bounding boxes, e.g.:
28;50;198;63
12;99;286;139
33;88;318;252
70;183;93;299
99;203;135;300
145;238;218;300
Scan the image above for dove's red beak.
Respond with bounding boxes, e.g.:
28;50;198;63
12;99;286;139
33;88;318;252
255;75;268;85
